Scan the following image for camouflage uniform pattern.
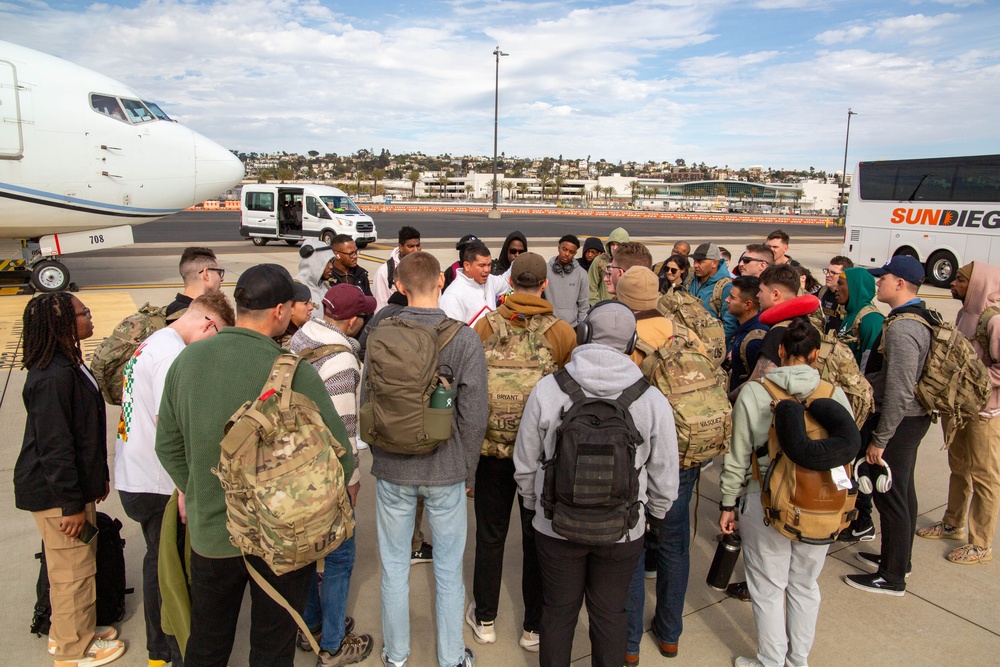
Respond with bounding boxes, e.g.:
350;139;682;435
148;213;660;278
656;289;727;367
91;303;178;405
481;311;559;458
214;354;354;575
636;323;732;469
815;329;874;428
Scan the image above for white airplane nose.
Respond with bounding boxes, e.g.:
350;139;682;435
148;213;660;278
193;133;244;202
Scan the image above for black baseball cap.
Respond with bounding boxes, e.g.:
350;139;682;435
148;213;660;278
456;234;481;250
234;264;295;309
292;282;311;303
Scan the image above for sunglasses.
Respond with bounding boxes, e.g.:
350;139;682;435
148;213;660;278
508;248;525;256
666;267;680;274
739;256;767;265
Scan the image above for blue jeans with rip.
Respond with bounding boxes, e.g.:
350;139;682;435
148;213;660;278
626;465;700;652
302;530;356;652
376;479;468;667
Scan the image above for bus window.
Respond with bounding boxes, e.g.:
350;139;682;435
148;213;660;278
142;100;172;122
121;98;155;123
90;94;127;122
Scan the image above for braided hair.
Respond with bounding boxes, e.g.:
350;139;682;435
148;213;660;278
22;292;83;370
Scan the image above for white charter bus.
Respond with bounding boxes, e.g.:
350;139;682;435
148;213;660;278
841;154;1000;287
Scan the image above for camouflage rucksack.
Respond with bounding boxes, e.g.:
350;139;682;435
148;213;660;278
214;353;353;572
881;310;991;445
709;277;732;320
838;304;880;347
635;324;732;469
213;354;353;654
976;305;1000;365
91;303;181;405
359;316;464;455
656;290;726;367
481;311;559;459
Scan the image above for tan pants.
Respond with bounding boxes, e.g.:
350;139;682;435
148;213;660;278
943;415;1000;548
32;504;98;660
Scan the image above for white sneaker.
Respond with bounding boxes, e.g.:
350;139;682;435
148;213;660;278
464;602;496;644
518;630;539;652
734;657;765;667
53;638;126;667
49;627;119;655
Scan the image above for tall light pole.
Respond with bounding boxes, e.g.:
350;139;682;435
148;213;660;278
489;46;509;220
839;108;857;223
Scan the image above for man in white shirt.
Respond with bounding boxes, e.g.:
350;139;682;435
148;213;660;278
115;293;234;667
439;240;510;325
373;226;421;313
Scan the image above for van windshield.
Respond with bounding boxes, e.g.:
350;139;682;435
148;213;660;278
320;196;362;215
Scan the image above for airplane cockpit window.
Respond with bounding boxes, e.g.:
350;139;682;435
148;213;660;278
142;101;172;122
121;98;155;123
90;94;128;123
320;196;362;214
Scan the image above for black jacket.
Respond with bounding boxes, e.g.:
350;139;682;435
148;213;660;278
14;352;109;515
329;265;372;296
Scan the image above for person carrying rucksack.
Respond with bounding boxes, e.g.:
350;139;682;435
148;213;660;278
587;227;629;305
14;293;128;667
688;243;738;348
513;300;679;667
719;319;857;667
372;226;421;313
166;246;225;317
916;261;1000;565
155;264;356;667
615;267;725;664
116;293;234;667
467;252;576;653
361;250;488;667
844;256;933;597
288;283;376;666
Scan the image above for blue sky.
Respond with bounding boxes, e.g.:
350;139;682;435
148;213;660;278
2;0;998;172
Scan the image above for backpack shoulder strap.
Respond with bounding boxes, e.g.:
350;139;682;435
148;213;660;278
739;329;767;369
616;377;650;410
298;344;353;364
976;306;1000;363
554;369;587;403
386;257;396;289
484;310;505;337
268;354;303;430
435;318;465;351
848;304;880;340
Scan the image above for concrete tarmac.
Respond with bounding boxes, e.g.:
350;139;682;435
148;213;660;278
2;236;998;666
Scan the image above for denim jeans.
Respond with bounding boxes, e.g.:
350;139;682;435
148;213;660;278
625;465;699;652
119;490;184;665
302;532;356;652
376;479;467;667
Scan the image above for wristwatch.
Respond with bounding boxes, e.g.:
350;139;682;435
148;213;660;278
719;503;736;512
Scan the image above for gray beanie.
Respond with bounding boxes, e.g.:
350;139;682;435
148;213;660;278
585;301;637;353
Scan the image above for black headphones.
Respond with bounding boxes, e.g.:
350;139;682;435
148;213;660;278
550;259;576;275
576;300;638;355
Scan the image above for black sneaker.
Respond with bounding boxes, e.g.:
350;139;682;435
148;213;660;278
844;572;905;596
837;519;876;543
411;542;433;564
855;552;911;578
725;581;752;602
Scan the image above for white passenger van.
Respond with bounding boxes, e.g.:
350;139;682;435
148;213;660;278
842;154;1000;287
240;184;378;247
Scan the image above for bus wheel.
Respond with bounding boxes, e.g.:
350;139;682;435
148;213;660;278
926;250;958;288
894;247;918;260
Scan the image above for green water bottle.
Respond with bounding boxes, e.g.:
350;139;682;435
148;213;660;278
430;372;456;409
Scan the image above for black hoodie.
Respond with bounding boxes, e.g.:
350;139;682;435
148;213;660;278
491;231;528;275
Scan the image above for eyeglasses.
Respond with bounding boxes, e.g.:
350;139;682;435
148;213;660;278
75;307;91;318
822;268;841;277
205;316;219;333
201;267;226;280
604;265;623;276
337;249;359;258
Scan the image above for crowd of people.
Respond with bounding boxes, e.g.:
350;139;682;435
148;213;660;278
13;226;1000;667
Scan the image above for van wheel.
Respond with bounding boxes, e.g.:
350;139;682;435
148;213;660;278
356;242;368;249
320;230;335;245
926;250;958;288
252;237;268;246
285;239;300;246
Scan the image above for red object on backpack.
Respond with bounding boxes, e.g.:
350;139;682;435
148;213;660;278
760;294;822;327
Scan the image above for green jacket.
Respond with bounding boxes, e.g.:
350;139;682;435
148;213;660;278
837;267;884;367
155;327;354;558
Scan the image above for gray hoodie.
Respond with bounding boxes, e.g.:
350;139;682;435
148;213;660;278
513;343;679;542
361;306;488;489
295;240;334;318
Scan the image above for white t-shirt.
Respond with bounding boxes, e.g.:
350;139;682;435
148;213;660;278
114;327;185;495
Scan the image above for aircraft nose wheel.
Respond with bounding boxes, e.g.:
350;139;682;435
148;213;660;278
30;259;71;292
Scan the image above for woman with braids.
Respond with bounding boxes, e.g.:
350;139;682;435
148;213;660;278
13;293;127;667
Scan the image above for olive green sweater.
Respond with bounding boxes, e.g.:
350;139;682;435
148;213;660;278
155;327;354;558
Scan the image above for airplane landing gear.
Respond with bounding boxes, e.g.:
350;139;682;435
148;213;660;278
29;258;72;292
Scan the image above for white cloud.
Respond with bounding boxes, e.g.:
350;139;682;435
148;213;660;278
873;12;960;38
815;26;872;45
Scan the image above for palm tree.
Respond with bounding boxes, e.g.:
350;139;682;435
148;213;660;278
501;180;514;200
554;175;566;202
437;174;450;199
516;182;529;201
409;169;421;199
605;186;617;200
537;174;553;202
629;180;641;204
464;184;474;200
372;168;386;199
